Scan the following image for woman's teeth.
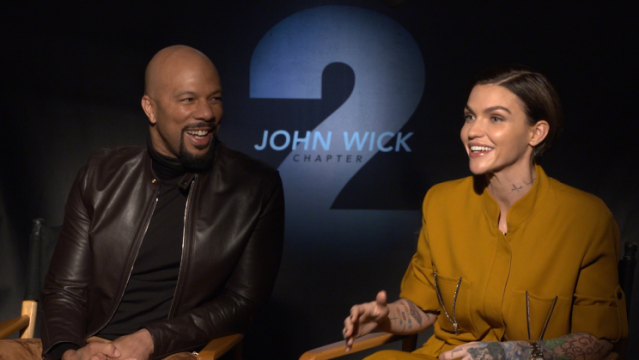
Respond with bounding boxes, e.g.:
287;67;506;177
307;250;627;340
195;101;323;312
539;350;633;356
470;146;493;152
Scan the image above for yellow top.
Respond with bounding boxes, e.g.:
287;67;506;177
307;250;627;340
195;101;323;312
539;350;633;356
400;165;628;357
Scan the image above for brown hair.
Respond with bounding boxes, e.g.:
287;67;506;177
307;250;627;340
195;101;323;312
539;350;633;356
472;65;563;162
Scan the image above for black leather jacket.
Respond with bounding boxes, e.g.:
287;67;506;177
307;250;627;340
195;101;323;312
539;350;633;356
41;141;284;358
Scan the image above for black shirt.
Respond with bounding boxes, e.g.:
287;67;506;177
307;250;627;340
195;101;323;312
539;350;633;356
96;143;189;339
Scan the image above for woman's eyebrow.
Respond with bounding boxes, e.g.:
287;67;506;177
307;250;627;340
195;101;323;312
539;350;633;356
484;105;511;114
464;104;475;114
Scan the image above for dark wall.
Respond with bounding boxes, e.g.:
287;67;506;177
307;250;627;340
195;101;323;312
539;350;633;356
1;1;637;358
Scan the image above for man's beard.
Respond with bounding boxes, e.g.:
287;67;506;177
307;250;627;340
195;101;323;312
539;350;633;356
178;135;215;172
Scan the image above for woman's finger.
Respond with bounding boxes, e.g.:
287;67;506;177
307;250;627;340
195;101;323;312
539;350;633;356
349;304;362;323
439;344;468;360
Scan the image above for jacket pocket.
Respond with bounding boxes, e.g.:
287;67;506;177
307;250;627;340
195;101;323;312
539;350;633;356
505;289;571;340
433;271;475;336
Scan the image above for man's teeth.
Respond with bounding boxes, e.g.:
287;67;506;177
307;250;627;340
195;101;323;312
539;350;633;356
186;130;210;137
470;146;493;152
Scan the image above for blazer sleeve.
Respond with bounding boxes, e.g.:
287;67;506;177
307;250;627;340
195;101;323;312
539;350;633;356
399;191;440;312
571;210;628;342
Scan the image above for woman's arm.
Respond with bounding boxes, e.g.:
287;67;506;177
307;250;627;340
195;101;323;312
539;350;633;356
343;291;438;352
439;332;613;360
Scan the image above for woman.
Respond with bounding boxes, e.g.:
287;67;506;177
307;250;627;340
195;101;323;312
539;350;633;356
343;66;628;360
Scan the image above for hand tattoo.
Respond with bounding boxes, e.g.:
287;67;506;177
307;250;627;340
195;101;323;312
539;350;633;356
542;332;611;359
467;342;507;360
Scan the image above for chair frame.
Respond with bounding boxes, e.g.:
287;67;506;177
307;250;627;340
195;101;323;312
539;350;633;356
0;219;243;360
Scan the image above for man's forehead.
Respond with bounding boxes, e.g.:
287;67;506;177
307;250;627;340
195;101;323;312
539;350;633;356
145;46;219;96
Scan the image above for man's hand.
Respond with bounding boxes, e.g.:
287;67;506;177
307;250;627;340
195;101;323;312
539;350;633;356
343;291;390;352
111;329;155;360
62;342;122;360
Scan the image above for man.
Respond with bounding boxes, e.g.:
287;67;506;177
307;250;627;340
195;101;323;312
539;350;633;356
40;45;284;360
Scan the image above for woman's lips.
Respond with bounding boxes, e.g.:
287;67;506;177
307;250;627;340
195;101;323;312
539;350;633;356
468;145;493;158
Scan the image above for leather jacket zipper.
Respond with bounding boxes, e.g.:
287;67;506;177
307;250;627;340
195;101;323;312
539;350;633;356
89;186;160;337
168;175;197;318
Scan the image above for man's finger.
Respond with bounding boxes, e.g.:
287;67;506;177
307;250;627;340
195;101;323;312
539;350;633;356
93;343;120;358
104;343;122;358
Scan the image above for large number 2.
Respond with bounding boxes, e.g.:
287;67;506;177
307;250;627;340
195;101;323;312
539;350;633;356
250;6;424;242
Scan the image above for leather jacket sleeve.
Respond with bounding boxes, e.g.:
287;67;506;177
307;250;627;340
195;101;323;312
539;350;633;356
144;171;285;358
40;145;285;359
41;164;93;353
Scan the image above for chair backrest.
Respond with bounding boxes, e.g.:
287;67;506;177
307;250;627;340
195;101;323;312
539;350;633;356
24;218;61;301
618;241;636;319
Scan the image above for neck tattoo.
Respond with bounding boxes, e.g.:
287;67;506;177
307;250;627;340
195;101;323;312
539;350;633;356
511;184;523;192
523;177;535;186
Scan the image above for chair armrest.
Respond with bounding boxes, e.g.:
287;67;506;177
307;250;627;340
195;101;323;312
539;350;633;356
0;315;30;339
20;300;37;339
197;334;243;360
299;332;418;360
0;300;37;339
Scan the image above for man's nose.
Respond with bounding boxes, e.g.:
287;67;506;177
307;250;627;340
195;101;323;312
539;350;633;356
193;101;214;121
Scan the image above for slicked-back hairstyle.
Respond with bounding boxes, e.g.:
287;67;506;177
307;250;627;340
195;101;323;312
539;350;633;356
471;65;563;163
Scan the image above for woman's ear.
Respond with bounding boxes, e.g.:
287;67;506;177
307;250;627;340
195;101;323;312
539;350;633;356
530;120;549;147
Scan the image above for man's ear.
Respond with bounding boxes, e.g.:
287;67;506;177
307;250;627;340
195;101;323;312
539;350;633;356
141;95;157;124
530;120;549;147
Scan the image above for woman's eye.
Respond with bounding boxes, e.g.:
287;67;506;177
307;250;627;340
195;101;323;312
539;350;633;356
490;116;503;122
464;114;474;122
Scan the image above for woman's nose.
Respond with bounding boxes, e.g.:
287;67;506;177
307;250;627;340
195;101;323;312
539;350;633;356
466;118;484;139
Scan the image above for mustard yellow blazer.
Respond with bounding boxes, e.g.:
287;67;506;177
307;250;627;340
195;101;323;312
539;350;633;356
400;165;628;358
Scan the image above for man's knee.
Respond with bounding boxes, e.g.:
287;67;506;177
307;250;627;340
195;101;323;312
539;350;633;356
0;338;42;360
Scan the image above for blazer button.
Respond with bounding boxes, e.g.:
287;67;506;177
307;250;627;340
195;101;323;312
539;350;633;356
152;179;158;184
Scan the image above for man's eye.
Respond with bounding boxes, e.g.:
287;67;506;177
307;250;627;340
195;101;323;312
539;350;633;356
181;98;194;103
210;97;222;103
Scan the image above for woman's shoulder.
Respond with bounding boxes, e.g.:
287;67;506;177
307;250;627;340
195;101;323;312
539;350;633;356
546;176;613;218
423;175;476;204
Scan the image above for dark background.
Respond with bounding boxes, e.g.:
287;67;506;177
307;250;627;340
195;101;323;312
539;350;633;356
1;1;637;358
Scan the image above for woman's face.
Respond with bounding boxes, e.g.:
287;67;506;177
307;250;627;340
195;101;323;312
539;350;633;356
461;84;536;176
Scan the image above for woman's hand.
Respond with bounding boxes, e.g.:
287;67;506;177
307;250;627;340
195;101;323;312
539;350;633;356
343;291;390;352
439;332;611;360
439;341;556;360
439;342;511;360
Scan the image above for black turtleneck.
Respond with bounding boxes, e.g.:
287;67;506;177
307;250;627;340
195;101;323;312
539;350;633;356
96;141;191;339
48;143;195;359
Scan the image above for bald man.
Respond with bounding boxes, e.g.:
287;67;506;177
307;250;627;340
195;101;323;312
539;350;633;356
39;46;285;360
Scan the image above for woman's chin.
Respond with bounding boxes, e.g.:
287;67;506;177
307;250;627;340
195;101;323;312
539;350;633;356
468;163;489;176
